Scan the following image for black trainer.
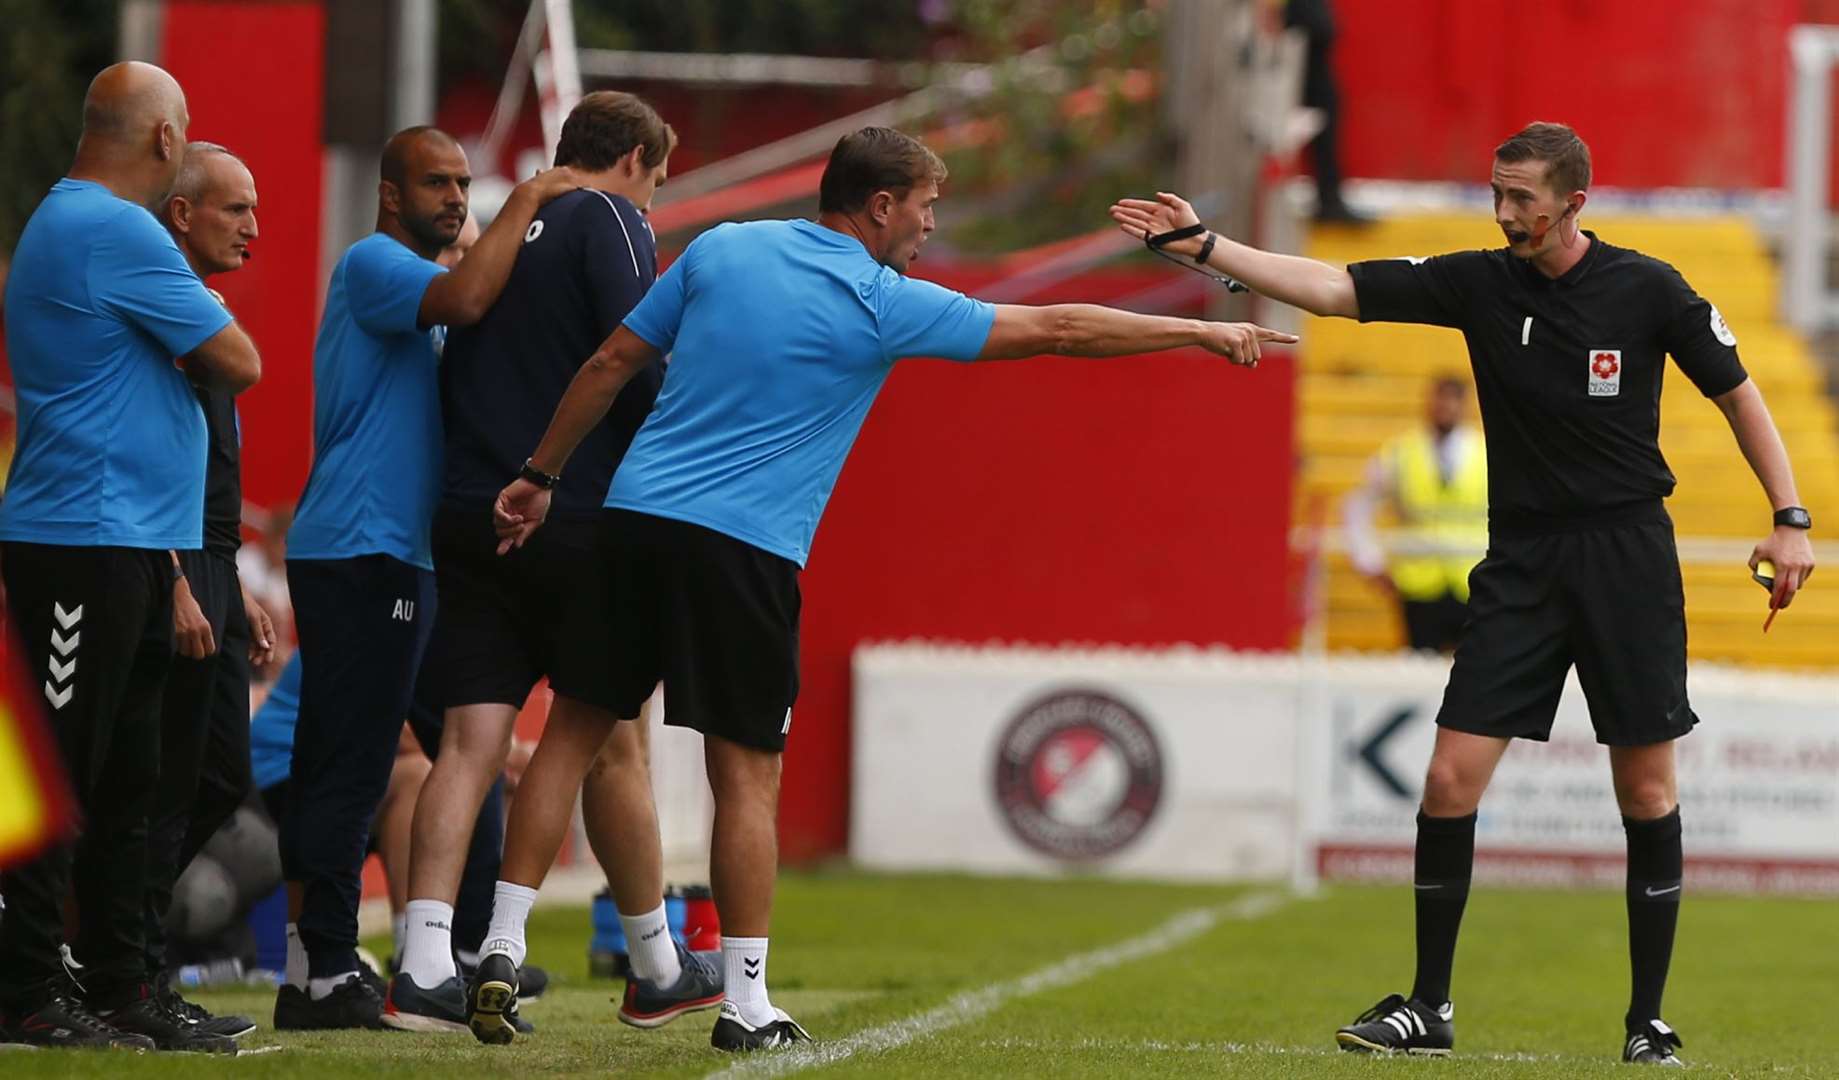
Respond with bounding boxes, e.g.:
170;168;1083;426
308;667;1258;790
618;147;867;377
5;994;156;1050
466;952;522;1045
710;1001;812;1052
461;955;549;1003
381;973;469;1034
271;974;385;1031
156;971;256;1038
1334;993;1454;1056
619;945;724;1028
1623;1019;1684;1066
98;988;238;1053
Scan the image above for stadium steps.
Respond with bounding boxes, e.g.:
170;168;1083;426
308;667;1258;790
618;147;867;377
1297;213;1839;670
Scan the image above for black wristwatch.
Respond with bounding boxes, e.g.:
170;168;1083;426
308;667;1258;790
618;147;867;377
519;459;560;490
1774;506;1812;530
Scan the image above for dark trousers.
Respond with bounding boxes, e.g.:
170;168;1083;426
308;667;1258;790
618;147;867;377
405;671;505;956
0;543;173;1009
280;555;434;979
144;548;253;975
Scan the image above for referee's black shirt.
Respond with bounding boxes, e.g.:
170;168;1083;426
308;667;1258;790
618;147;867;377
440;188;662;517
1348;232;1748;532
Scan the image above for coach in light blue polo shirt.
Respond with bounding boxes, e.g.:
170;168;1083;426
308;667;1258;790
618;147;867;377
488;126;1290;1049
271;123;579;1030
0;61;263;1049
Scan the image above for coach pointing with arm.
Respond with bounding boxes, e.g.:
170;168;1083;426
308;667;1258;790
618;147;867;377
1116;122;1812;1066
478;126;1292;1053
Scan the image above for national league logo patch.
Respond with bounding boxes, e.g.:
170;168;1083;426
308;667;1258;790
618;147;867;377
1588;349;1622;397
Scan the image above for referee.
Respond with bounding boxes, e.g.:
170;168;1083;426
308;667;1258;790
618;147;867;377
1112;122;1815;1067
486;125;1294;1052
0;63;258;1053
275;127;578;1030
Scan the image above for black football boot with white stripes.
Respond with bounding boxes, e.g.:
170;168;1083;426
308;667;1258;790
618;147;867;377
1334;993;1454;1056
1623;1019;1684;1066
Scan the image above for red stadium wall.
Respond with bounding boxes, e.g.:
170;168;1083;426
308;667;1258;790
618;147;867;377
159;1;325;509
777;343;1298;860
1329;0;1800;191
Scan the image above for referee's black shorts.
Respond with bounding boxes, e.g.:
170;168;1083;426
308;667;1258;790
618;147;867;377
422;504;599;710
551;508;801;753
1436;502;1697;747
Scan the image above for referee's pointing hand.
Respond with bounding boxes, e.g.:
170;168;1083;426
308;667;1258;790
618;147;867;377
494;477;551;555
1201;322;1300;368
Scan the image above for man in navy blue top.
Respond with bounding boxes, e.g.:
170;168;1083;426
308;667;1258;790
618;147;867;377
274;125;579;1031
484;126;1294;1051
383;91;699;1036
142;141;280;1041
0;62;259;1054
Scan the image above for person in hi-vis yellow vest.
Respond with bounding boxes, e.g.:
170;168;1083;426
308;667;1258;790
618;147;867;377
1343;376;1487;651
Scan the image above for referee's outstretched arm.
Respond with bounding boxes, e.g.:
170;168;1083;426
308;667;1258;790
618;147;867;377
1111;191;1359;319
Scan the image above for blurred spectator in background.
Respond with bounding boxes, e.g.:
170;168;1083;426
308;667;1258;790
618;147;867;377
1343;376;1486;652
1284;0;1368;224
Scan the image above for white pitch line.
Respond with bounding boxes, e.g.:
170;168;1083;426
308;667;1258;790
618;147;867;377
705;890;1288;1079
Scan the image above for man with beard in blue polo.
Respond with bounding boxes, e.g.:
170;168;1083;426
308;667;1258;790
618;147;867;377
274;125;578;1031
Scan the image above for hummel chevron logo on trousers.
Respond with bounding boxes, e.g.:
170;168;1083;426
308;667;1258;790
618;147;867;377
45;601;82;709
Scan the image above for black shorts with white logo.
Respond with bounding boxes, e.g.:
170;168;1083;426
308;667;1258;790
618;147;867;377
551;508;801;753
424;504;600;710
1436;502;1697;747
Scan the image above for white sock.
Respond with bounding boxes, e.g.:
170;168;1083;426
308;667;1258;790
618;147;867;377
402;899;457;988
481;881;538;968
285;923;307;990
621;904;682;986
391;912;408;967
309;971;360;1000
722;936;774;1026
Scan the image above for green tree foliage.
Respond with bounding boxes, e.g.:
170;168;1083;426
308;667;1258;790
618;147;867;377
0;0;121;259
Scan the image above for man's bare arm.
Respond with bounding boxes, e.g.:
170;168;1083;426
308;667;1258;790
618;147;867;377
1110;192;1359;318
1713;377;1816;608
419;167;581;328
978;304;1297;367
179;320;261;393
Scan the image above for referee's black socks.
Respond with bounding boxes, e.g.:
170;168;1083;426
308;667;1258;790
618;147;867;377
1623;807;1683;1030
1409;810;1476;1009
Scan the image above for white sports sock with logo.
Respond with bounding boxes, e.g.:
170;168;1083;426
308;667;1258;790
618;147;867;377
482;881;538;968
620;903;682;987
285;923;307;990
402;899;458;988
391;911;408;967
722;936;774;1026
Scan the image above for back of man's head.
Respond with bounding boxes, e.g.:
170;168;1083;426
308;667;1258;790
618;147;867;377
818;127;947;215
554;91;675;171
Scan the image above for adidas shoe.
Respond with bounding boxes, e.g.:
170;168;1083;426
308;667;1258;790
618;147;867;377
1623;1019;1684;1066
156;970;256;1038
1334;993;1453;1056
618;945;724;1028
381;973;470;1034
97;987;238;1053
270;974;384;1031
710;1001;812;1052
465;952;522;1045
5;994;156;1050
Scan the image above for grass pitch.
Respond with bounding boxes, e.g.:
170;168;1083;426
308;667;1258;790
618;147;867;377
3;871;1832;1077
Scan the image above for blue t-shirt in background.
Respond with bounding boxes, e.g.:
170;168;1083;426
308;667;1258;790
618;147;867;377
288;232;447;569
612;219;995;566
0;179;230;549
249;653;302;792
